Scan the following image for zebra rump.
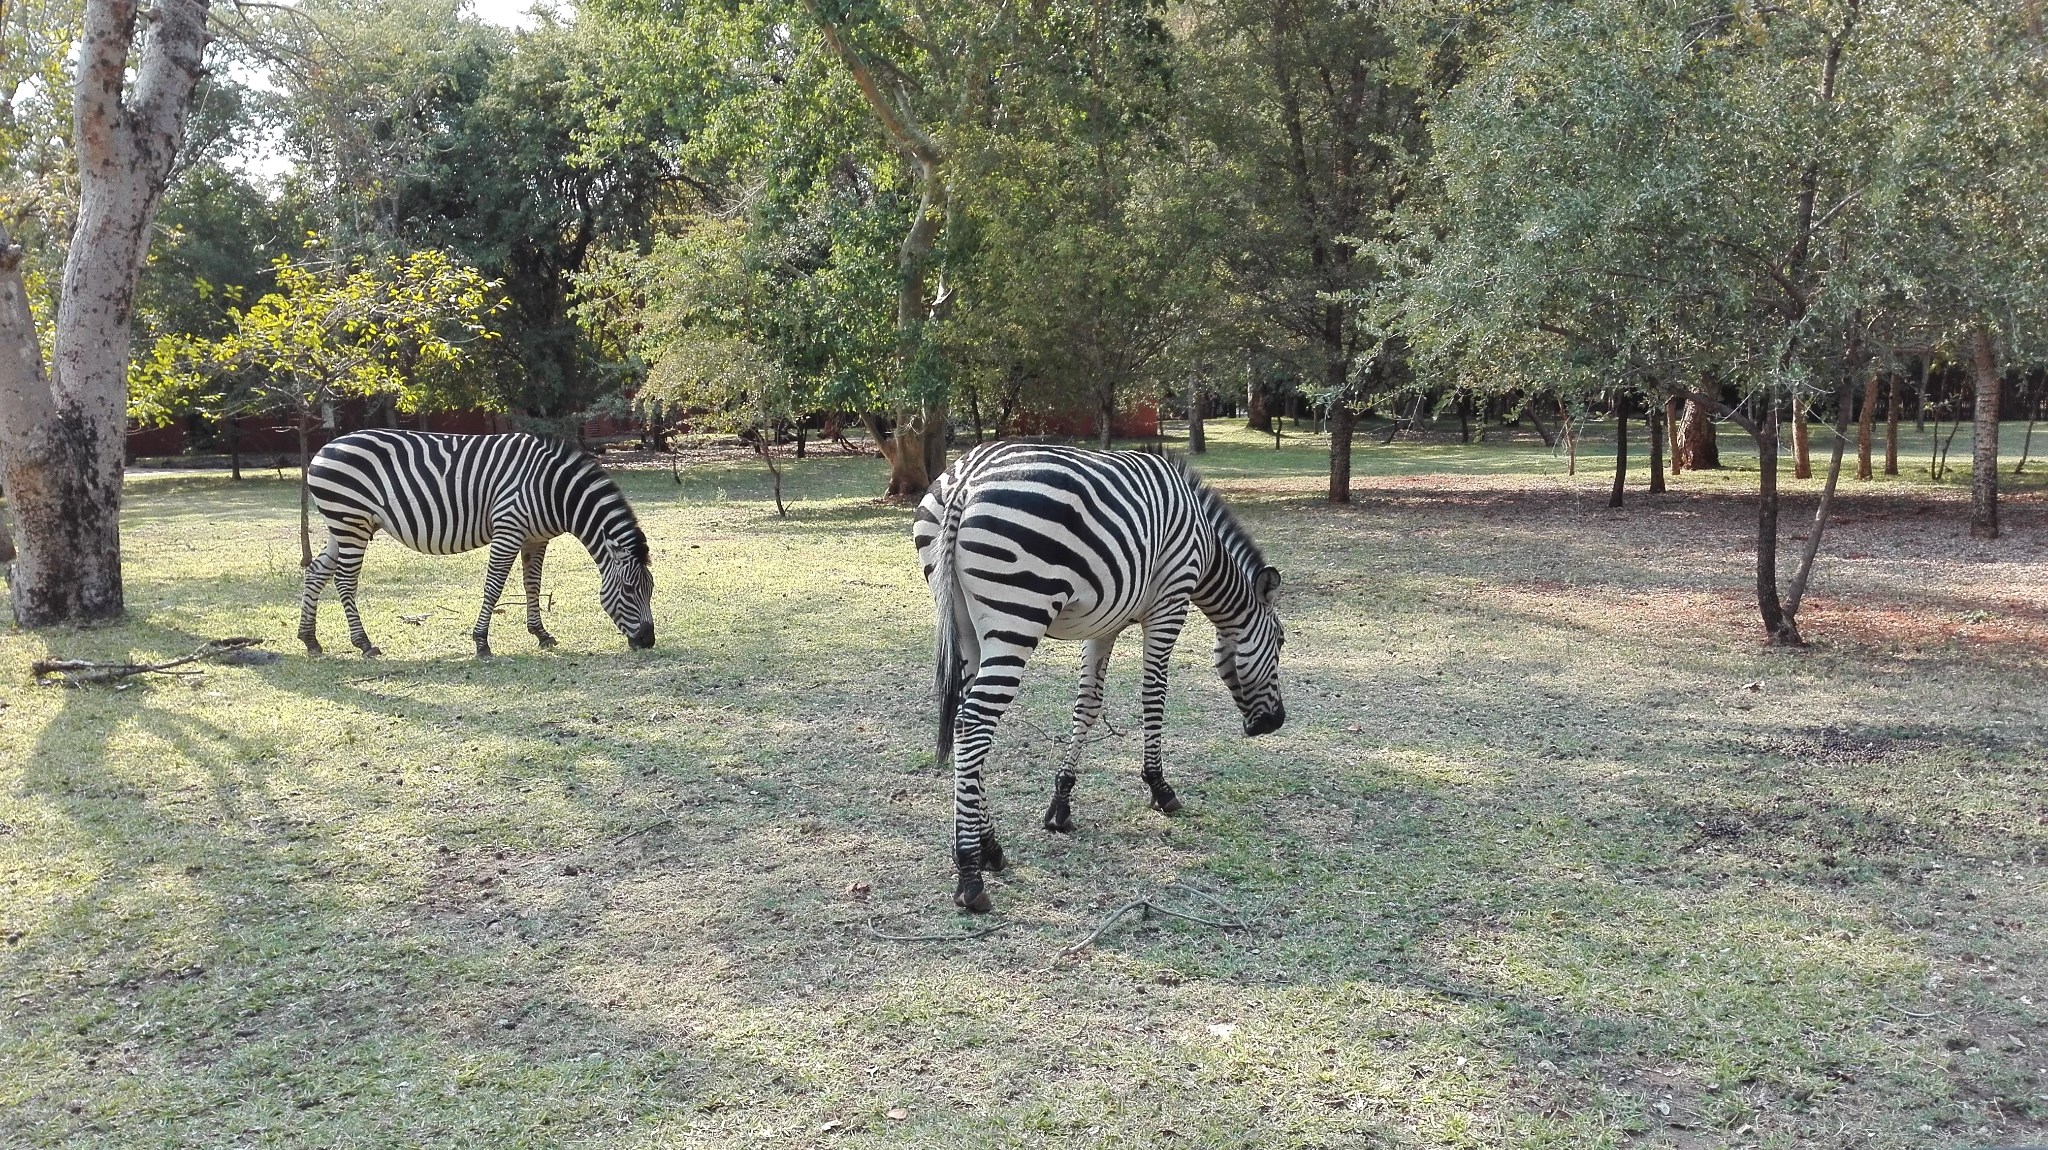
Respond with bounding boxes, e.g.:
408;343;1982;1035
299;429;655;658
915;441;1285;912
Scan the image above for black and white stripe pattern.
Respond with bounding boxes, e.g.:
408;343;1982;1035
299;429;655;658
914;442;1285;913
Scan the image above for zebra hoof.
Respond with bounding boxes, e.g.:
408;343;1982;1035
534;633;558;649
982;835;1006;872
1149;788;1182;815
954;880;993;915
358;645;382;659
474;642;494;659
301;637;323;656
1042;800;1074;834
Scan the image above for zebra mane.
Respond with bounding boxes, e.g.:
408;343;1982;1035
1163;452;1268;574
551;440;648;565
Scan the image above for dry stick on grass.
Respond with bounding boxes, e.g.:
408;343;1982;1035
31;638;266;686
1063;895;1250;957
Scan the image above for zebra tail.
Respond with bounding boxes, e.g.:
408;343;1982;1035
932;483;974;769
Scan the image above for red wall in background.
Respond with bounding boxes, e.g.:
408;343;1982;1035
1009;402;1159;440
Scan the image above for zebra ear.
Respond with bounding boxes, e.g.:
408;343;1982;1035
1255;565;1280;604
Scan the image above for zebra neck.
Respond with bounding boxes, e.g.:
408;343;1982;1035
1190;513;1260;623
559;467;633;563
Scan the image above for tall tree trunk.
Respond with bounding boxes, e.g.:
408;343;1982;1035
1915;357;1928;432
1752;402;1789;641
1883;373;1900;476
1329;399;1355;504
1525;395;1556;448
1186;376;1206;454
1664;394;1682;477
1779;381;1856;645
1792;401;1812;480
1563;398;1577;475
296;411;314;569
1855;370;1878;480
1647;396;1666;494
1608;397;1628;508
1970;327;2000;539
811;9;950;498
1677;399;1720;469
0;0;212;626
1457;390;1472;444
1246;374;1272;433
227;417;242;481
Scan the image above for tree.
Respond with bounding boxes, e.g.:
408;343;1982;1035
132;246;505;564
0;0;211;626
1412;0;1938;645
1182;0;1430;503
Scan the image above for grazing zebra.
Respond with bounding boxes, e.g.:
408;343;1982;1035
299;429;655;658
914;442;1286;913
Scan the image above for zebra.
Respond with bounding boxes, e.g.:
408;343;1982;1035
914;441;1286;913
298;429;655;658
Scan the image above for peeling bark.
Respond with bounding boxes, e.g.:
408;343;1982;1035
0;0;212;626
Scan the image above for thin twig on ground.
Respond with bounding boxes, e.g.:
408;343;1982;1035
1063;891;1251;956
1883;998;1941;1019
611;817;674;845
31;638;267;686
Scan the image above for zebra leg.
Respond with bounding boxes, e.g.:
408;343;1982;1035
520;540;556;648
1044;636;1113;833
332;541;380;657
297;541;340;655
1138;608;1191;814
471;537;522;658
953;637;1039;913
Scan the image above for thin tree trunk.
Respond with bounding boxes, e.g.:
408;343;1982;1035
2014;380;2037;476
1779;381;1855;641
1457;390;1472;444
1563;399;1577;476
1915;357;1928;432
1883;373;1900;476
228;418;242;481
0;0;212;626
1187;376;1206;455
1792;401;1812;480
1664;394;1682;477
1525;396;1556;448
1608;398;1628;508
1855;370;1879;480
758;437;786;518
1971;327;2000;538
297;411;314;569
1647;396;1666;494
1753;402;1789;641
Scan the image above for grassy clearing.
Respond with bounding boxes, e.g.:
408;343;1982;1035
2;424;2045;1149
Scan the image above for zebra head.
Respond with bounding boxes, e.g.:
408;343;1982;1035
598;533;656;650
1211;564;1285;737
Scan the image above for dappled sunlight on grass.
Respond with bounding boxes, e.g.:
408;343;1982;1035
3;437;2046;1146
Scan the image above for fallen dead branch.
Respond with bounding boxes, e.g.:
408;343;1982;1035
1062;896;1249;956
32;637;270;686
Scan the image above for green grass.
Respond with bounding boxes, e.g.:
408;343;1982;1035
2;425;2045;1149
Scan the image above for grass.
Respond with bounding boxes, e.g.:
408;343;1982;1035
2;422;2045;1149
